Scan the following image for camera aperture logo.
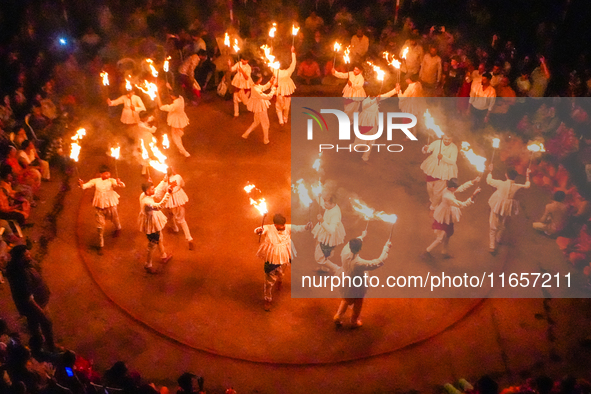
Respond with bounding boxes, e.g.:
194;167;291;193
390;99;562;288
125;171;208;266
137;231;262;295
303;105;418;154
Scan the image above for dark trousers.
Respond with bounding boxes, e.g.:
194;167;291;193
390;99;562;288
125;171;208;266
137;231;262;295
24;308;55;352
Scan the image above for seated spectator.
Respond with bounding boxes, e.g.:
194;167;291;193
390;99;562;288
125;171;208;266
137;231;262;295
0;167;30;226
102;361;138;393
19;140;50;181
533;191;572;237
177;372;204;394
28;105;50;137
296;55;322;85
5;146;42;191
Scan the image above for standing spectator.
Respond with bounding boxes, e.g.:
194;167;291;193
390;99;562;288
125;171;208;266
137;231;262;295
304;12;324;32
489;63;503;87
419;46;442;96
178;53;202;105
443;56;464;97
490;76;517;128
529;56;551;97
350;28;370;62
469;72;496;128
5;245;56;354
400;38;424;77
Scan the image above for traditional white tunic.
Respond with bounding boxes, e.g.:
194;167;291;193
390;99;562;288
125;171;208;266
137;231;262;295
312;204;346;247
82;178;121;209
333;71;366;98
398;82;426;117
433;181;474;225
159;96;189;129
109;95;146;124
155;174;189;208
256;224;306;265
420;140;459;180
230;62;254;89
487;174;530;216
276;53;297;96
247;82;274;113
340;240;389;298
138;192;170;234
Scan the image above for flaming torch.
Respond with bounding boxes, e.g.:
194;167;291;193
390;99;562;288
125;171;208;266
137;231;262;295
491;137;500;164
224;32;230;47
125;78;132;92
148;137;168;173
136;80;158;101
292;25;300;47
401;47;409;60
383;52;401;84
461;142;487;173
269;23;277;38
163;56;171;86
424;109;445;162
245;183;268;242
375;211;398;240
69;128;86;178
333;42;341;68
351;198;375;231
233;39;240;53
100;71;109;86
343;46;351;65
110;145;121;178
292;179;313;221
162;134;170;149
527;141;546;168
367;61;386;94
146;59;158;77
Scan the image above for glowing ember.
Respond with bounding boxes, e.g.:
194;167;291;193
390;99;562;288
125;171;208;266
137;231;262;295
136;80;158;100
402;47;409;59
233;39;240;53
461;142;487;172
110;146;120;160
492;137;500;149
424;109;445;138
351;199;375;220
291;179;313;208
527;141;546;153
250;197;268;215
125;78;132;91
224;32;230;47
292;25;300;36
374;211;398;224
146;59;158;77
71;128;86;141
163;56;171;72
70;143;81;162
244;184;256;193
162;134;170;149
100;71;109;86
269;23;277;38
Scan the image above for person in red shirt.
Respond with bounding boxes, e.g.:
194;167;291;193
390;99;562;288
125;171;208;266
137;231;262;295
296;54;321;85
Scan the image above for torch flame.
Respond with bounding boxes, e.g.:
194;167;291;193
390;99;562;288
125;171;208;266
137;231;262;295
71;128;86;141
140;139;150;160
100;72;109;86
163;56;171;72
334;42;341;52
70;143;81;162
374;211;398;224
162;134;170;149
392;58;401;69
233;39;240;53
461;142;487;172
402;47;409;59
351;198;375;220
224;32;230;47
110;146;120;160
492;137;500;149
269;23;277;38
343;46;351;64
292;25;300;36
311;181;322;198
291;179;313;208
149;138;167;165
250;197;268;215
244;184;256;193
146;59;158;77
423;109;445;139
527;141;546;153
125;79;132;91
136;80;158;100
383;52;401;69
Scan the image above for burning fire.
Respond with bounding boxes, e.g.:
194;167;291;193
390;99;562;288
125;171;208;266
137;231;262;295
291;179;313;208
140;139;150;161
292;25;300;36
125;78;132;91
424;109;445;139
260;45;279;69
383;52;401;69
527;141;546;153
333;42;341;52
110;146;120;160
461;142;487;172
70;143;81;162
71;128;86;142
312;152;322;172
224;32;230;47
374;211;398;224
367;61;385;81
100;71;109;86
244;184;257;194
136;80;158;100
162;134;170;149
163;56;171;73
492;137;500;149
250;197;268;216
146;59;158;77
351;198;375;220
401;47;409;59
149;137;168;173
233;39;240;53
311;181;322;198
269;23;277;38
343;46;351;64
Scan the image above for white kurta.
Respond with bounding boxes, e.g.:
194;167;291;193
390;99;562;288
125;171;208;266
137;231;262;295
256;224;306;265
138;192;170;234
276;53;297;96
312;204;346;246
420;140;458;180
154;174;189;208
230;63;254;89
82;178;121;209
487;174;530;216
398;82;426;117
333;71;366;98
160;96;189;129
358;88;398;129
433;181;474;225
247;82;275;113
340;240;389;298
109;95;146;124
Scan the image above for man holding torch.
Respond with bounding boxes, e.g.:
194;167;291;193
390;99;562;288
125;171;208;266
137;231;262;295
332;64;366;120
421;177;481;260
228;55;254;118
312;194;346;273
78;165;125;255
107;88;146;128
154;167;194;250
158;91;191;158
242;71;276;144
255;214;312;311
486;165;531;254
420;134;458;211
274;46;297;127
139;182;173;274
